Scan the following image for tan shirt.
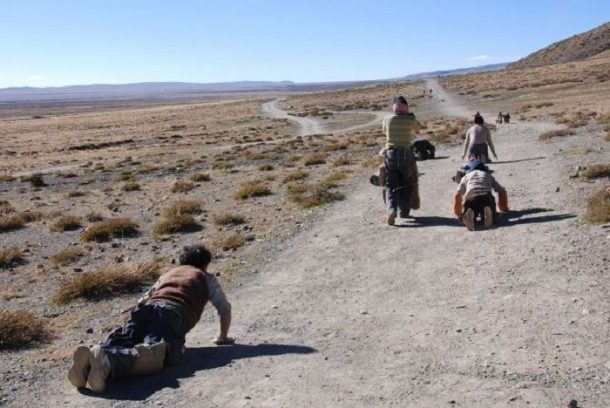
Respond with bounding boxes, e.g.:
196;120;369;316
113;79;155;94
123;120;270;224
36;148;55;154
463;124;496;157
457;170;505;201
381;112;419;152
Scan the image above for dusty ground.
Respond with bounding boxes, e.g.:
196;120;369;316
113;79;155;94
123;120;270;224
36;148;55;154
1;61;609;407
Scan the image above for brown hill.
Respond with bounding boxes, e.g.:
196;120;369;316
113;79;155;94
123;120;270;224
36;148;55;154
509;22;610;69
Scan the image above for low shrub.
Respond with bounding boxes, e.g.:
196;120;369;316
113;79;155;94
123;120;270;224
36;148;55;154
51;215;82;232
235;181;272;200
283;170;309;183
171;181;195;193
67;190;88;198
303;153;327;166
85;212;105;222
0;215;25;233
0;175;15;182
190;172;211;182
0;247;24;269
288;184;345;208
581;163;610;180
213;233;246;250
80;218;139;242
333;157;352;167
0;200;15;215
538;129;575;141
583;186;610;224
163;200;202;217
0;310;49;349
213;212;245;225
53;262;161;304
121;182;141;192
152;214;200;235
258;164;274;171
51;248;84;266
23;173;46;187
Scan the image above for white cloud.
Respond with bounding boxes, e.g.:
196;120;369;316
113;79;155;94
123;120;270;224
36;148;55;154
468;55;491;61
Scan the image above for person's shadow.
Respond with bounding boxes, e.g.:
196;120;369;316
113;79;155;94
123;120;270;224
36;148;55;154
498;207;576;226
393;216;462;228
84;343;317;401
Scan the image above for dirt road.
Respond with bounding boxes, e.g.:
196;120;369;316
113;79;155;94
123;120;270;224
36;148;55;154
19;84;610;407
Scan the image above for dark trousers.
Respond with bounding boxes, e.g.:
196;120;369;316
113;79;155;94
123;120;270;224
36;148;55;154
384;148;416;217
101;301;187;378
463;193;496;218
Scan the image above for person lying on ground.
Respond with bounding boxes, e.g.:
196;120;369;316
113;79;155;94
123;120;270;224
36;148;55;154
453;160;508;231
68;244;233;393
410;138;436;160
380;96;421;225
462;112;497;163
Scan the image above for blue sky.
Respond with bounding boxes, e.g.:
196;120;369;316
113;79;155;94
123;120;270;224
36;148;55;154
1;1;608;88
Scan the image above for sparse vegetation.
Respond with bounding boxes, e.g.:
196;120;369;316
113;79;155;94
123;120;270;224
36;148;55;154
333;157;352;167
152;214;200;235
303;153;327;166
283;170;309;182
0;247;24;269
0;200;15;215
51;215;82;232
53;262;161;304
0;174;15;182
0;310;49;350
235;181;272;199
67;190;87;198
51;248;84;266
213;233;246;250
85;212;104;222
0;215;25;233
288;184;345;208
213;212;245;225
22;173;46;187
539;129;575;141
190;172;211;182
121;182;141;192
163;200;202;217
258;164;274;171
581;163;610;180
80;218;139;242
171;180;195;193
583;186;610;224
323;171;349;188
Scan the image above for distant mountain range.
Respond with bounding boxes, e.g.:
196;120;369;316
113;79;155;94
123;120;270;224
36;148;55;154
509;21;610;69
0;64;511;104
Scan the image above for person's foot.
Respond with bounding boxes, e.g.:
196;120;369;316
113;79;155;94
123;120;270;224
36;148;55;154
68;346;92;388
483;206;493;228
87;345;111;393
387;211;397;226
463;209;475;231
399;210;410;218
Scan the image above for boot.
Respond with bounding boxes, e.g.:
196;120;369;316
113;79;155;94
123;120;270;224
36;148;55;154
463;209;475;231
87;345;111;393
483;206;493;228
387;210;397;226
68;346;92;388
411;182;420;210
130;342;167;375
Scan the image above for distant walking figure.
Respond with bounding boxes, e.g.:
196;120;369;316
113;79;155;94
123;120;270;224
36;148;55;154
496;112;503;124
503;112;511;123
462;112;497;163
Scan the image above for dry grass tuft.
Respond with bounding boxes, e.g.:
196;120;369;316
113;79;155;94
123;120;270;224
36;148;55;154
0;247;24;269
333;157;352;167
583;186;610;224
258;164;274;171
51;248;84;266
53;262;161;304
163;200;202;217
288;184;345;208
0;215;26;233
213;233;246;251
0;310;49;349
121;182;141;192
152;214;200;235
539;129;575;141
85;212;105;222
303;153;327;166
0;174;15;182
0;200;15;215
51;216;82;232
581;163;610;180
171;180;195;193
80;218;139;242
213;212;245;225
283;169;309;183
190;172;211;182
22;173;46;187
235;181;272;200
67;191;87;198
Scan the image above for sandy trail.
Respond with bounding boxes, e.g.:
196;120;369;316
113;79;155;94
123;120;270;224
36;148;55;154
21;84;610;407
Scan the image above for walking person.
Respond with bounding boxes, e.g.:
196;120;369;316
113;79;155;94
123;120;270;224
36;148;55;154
462;112;497;163
68;244;233;393
380;96;421;225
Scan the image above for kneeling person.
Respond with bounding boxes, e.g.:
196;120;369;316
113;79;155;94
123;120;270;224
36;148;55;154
411;139;436;161
68;244;233;393
453;161;508;230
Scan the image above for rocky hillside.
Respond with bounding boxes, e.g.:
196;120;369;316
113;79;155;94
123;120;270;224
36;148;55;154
509;22;610;69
